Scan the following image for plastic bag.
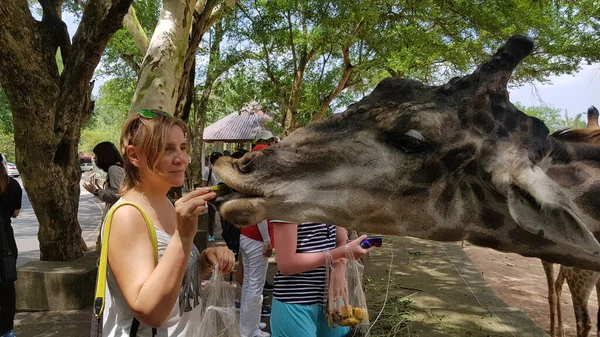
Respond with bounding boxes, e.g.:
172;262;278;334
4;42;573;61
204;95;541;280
197;264;240;337
324;247;370;329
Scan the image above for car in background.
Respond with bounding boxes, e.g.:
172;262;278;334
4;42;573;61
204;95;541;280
80;162;94;172
7;163;19;177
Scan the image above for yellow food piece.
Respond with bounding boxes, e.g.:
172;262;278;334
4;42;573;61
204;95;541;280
331;312;343;324
339;317;360;326
340;305;353;318
353;307;368;320
209;184;233;197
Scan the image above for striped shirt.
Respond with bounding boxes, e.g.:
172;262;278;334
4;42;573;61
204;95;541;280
273;223;337;305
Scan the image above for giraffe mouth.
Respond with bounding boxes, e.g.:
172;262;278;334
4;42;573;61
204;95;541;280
217;195;269;227
212;156;272;226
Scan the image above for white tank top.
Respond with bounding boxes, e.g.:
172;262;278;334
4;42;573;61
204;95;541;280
102;200;204;337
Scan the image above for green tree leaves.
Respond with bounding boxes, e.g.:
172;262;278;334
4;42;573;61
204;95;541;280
516;102;586;133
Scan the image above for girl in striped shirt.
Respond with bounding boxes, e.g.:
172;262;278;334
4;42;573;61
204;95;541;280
270;221;372;337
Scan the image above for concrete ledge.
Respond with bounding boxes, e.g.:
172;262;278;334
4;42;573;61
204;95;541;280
16;251;99;311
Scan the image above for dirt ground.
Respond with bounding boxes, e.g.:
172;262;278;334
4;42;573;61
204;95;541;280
463;242;598;337
361;236;549;337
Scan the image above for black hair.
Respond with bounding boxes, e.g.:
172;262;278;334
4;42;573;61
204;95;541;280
0;153;8;194
209;152;223;165
231;151;245;159
93;142;124;172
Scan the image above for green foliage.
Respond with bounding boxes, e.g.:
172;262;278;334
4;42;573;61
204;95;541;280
100;0;160;79
0;87;13;134
227;0;600;130
0;133;16;163
97;0;600;134
80;78;132;153
207;66;279;122
79;128;120;154
515;102;586;133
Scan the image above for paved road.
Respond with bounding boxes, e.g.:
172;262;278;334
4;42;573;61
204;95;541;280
12;176;105;267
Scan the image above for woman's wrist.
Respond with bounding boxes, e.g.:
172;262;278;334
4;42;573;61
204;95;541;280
201;249;215;270
327;246;346;262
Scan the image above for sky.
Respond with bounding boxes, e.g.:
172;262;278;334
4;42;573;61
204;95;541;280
509;63;600;117
61;12;600;117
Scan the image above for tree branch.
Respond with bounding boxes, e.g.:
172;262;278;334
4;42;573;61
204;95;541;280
39;0;71;73
174;0;225;115
311;46;354;123
119;53;141;75
262;47;285;97
286;9;298;73
123;6;149;55
56;0;134;132
203;0;236;29
0;0;56;117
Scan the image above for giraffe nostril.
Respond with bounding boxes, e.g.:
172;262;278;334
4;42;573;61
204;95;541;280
237;152;261;174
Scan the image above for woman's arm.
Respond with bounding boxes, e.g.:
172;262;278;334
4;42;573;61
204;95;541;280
97;166;124;204
335;226;348;248
199;246;236;279
108;206;194;327
8;178;22;218
108;190;214;327
274;222;371;276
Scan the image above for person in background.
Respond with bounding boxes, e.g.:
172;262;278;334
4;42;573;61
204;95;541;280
82;141;125;208
253;131;276;148
202;152;222;242
270;222;372;337
238;140;275;337
82;142;126;250
0;154;22;337
102;109;235;336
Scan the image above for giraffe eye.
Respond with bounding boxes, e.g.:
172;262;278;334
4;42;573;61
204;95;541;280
381;129;428;154
398;135;427;153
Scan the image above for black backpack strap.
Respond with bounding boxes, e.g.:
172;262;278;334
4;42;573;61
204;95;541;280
129;317;157;337
207;166;213;186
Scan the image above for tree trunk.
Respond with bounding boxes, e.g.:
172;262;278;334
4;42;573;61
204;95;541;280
129;0;196;115
311;47;354;123
0;0;133;261
282;68;305;135
123;6;149;55
20;112;89;261
189;24;223;187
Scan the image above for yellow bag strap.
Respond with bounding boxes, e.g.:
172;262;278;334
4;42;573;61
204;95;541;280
93;201;158;318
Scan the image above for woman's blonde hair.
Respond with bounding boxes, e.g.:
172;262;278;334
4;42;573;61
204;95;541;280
120;110;189;194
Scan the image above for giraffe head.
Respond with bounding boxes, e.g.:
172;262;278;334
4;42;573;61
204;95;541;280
587;106;599;128
215;35;600;270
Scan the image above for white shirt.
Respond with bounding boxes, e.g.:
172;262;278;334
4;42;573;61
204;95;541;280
102;200;204;336
202;166;221;186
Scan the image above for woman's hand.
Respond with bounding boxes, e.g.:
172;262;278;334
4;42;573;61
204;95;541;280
203;246;236;274
82;181;99;194
262;243;273;257
345;235;375;260
174;188;215;239
328;260;349;315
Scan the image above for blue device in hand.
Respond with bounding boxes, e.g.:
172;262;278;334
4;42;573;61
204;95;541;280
360;236;383;249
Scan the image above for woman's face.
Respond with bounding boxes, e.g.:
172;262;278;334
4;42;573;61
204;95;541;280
154;125;189;187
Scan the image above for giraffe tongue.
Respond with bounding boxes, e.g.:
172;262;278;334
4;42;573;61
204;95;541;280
219;197;268;227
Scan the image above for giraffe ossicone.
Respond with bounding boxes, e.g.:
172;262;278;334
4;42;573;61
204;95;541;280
215;35;600;271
